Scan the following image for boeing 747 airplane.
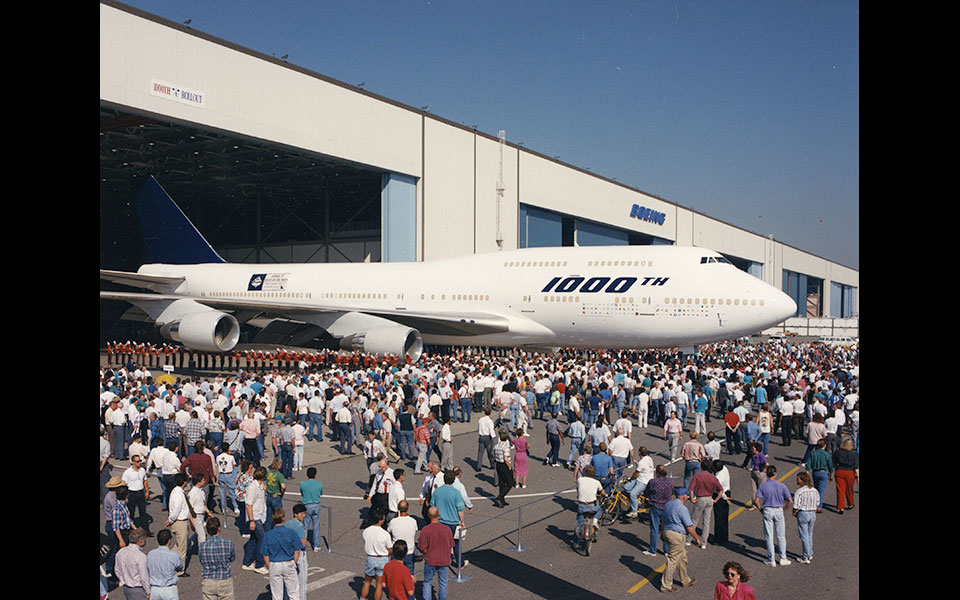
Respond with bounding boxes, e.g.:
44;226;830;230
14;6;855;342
100;177;796;361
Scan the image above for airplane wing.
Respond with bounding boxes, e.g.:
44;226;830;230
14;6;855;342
99;290;511;337
100;269;185;292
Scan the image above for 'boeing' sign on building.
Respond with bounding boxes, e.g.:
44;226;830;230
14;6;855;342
630;204;666;225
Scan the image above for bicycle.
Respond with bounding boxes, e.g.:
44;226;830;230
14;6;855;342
574;506;600;556
599;466;650;525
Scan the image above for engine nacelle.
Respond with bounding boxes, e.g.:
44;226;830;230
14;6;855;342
157;300;240;352
340;325;423;362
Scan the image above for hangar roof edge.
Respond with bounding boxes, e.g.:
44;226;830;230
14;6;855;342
101;0;858;274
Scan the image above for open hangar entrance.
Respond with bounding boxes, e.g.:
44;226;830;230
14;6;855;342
100;105;388;345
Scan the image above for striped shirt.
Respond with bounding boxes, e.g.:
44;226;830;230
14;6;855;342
198;535;236;580
681;440;705;462
793;486;821;512
493;439;512;463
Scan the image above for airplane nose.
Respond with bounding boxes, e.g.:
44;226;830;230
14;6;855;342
771;289;797;322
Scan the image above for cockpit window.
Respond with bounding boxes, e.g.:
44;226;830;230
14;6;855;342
700;256;732;265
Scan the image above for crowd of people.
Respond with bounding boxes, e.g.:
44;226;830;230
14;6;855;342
101;339;858;599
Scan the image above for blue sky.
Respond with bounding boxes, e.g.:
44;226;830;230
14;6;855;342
116;1;859;269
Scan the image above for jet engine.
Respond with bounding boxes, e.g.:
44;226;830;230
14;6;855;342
157;299;240;352
339;325;424;362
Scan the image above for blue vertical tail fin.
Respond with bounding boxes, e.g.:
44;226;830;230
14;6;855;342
136;176;225;264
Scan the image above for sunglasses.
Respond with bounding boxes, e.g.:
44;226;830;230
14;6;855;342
726;572;739;578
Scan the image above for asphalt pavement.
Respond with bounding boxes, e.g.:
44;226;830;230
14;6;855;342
101;411;859;599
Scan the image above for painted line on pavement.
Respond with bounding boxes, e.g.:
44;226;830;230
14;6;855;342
306;570;355;592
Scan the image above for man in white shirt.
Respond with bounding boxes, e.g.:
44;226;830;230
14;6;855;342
360;510;393;600
164;473;194;570
704;431;722;460
637;389;650;428
122;453;151;535
307;391;325;442
567;393;581;423
216;449;240;515
439;417;454;471
335;403;354;455
575;465;605;547
242;467;269;574
608;430;634;478
476;409;497;472
387;469;407;520
366;459;396;526
387;500;418;573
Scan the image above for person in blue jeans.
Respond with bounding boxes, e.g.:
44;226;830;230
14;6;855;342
300;467;324;551
458;393;472;423
241;467;268;574
419;507;453;600
643;465;674;556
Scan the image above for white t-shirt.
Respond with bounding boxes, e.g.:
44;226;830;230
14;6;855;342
635;455;655;485
608;436;633;459
122;467;147;492
362;523;393;556
387;515;418;556
577;476;604;504
216;452;236;475
292;423;306;445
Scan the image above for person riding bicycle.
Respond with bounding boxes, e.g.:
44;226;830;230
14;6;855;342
576;465;606;547
590;443;616;494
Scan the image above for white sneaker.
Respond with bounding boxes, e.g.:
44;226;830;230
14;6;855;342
779;559;792;566
254;566;269;575
642;550;657;557
242;564;255;571
764;561;777;568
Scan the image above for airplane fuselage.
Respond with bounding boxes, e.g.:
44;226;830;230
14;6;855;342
138;245;796;351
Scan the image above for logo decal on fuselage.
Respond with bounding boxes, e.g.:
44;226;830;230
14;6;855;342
540;276;668;294
248;273;289;291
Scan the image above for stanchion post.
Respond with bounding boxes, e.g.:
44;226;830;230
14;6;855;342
453;527;471;583
322;505;334;553
510;505;529;552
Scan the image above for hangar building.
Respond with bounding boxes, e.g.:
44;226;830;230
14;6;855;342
100;1;858;344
